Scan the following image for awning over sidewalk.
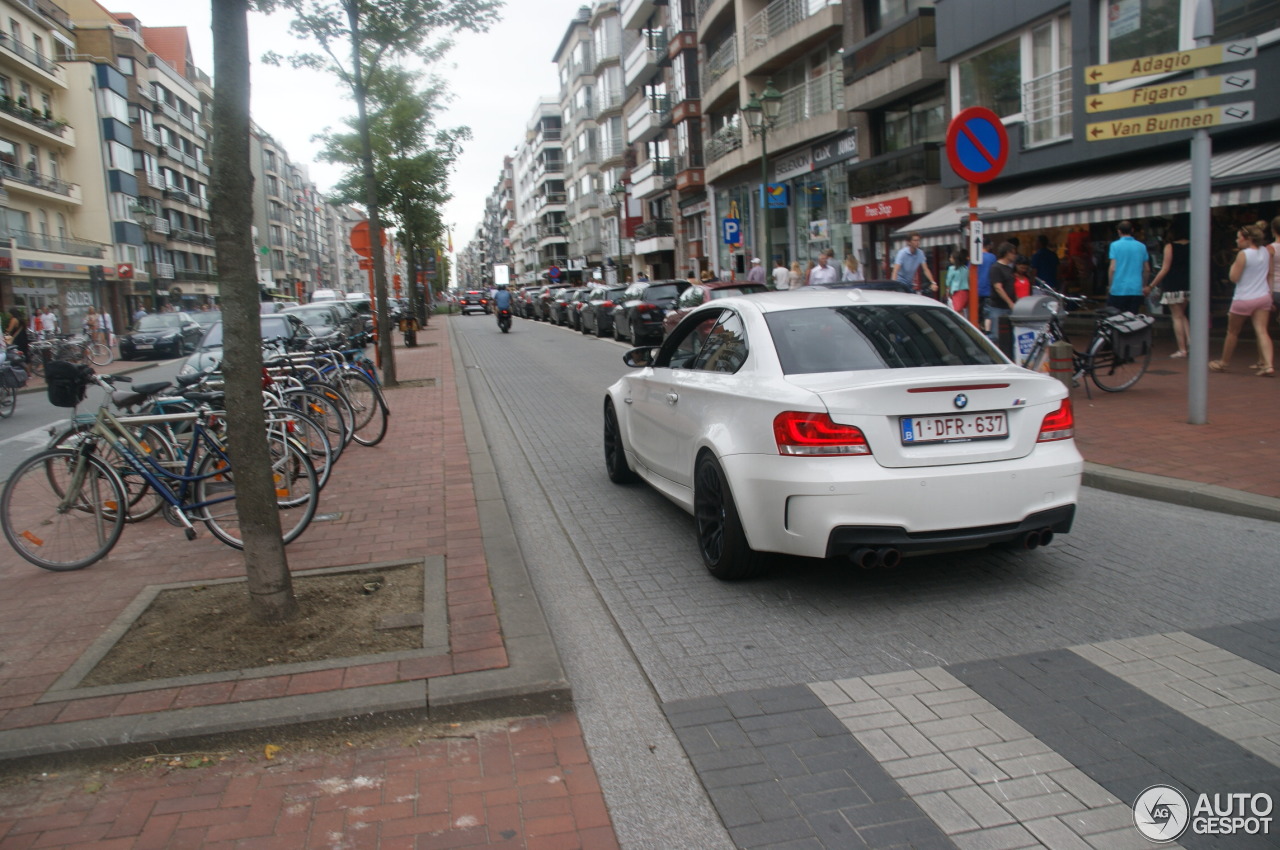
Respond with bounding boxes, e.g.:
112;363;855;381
896;141;1280;247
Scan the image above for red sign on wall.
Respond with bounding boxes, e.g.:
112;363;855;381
850;197;913;223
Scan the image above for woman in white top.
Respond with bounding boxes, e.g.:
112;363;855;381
787;261;803;289
1210;221;1273;376
841;255;864;282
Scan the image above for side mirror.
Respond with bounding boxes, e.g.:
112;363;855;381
623;346;657;368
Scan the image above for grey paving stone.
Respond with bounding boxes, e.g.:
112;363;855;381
855;815;954;849
733;816;815;848
690;745;767;773
949;824;1038;850
1020;816;1095;850
947;747;1010;784
701;761;782;789
914;791;981;834
884;723;941;758
804;810;868;848
780;769;860;798
999;791;1088;821
705;719;752;750
898;769;978;795
744;779;803;822
853;729;909;762
882;753;958;778
707;785;763;828
946;785;1016;828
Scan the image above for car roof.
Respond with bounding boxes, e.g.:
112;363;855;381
687;286;939;315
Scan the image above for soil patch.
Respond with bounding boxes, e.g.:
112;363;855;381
80;563;424;687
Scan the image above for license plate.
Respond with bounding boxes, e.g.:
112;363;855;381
901;412;1008;444
135;344;153;350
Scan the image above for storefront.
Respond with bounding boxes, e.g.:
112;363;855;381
789;130;860;270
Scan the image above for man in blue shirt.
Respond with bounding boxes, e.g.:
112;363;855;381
891;233;937;294
1107;220;1150;313
493;284;512;326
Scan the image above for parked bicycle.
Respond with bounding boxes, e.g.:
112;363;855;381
26;333;112;376
1019;284;1154;394
2;365;318;571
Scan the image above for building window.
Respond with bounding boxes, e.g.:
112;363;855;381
1024;14;1072;146
957;37;1020;117
117;56;134;75
868;0;931;32
880;90;945;153
1104;0;1180;63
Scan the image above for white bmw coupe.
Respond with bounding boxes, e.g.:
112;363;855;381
603;288;1083;580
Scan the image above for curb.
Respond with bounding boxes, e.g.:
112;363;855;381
1084;461;1280;524
0;331;571;762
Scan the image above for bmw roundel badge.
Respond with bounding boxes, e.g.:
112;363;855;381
954;393;969;409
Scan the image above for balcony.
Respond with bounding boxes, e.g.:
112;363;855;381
8;229;105;258
742;0;840;72
170;227;214;246
621;0;658;30
633;218;674;255
704;123;743;164
1022;66;1072;148
153;261;176;279
599;135;625;164
1;163;80;201
0;97;72;143
624;29;668;89
626;94;670;145
568;192;600;218
630;156;674;199
674;152;705;192
595;86;624;119
844;9;944;111
0;31;62;83
149;216;171;234
700;34;738;110
847;142;940;197
775;68;843;131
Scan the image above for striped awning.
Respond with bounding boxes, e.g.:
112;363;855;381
897;141;1280;247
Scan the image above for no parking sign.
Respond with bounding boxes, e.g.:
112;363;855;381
945;107;1009;184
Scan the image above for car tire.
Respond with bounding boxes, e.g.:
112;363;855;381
603;400;637;485
596;321;607;338
694;453;768;580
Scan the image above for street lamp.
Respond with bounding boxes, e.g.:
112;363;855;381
741;79;783;277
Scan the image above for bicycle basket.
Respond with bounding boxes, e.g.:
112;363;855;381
1103;312;1154;361
45;360;94;407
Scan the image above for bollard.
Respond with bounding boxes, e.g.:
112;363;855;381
1049;340;1074;392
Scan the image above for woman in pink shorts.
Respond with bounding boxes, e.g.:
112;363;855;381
1211;221;1274;376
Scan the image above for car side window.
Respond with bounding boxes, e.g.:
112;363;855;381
691;310;749;373
662;311;723;370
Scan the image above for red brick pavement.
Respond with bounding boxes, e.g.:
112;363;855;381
0;712;619;850
1071;332;1280;500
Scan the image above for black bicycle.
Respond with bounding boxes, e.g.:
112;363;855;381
1020;284;1153;394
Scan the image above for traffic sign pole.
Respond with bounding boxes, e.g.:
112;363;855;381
1188;0;1214;426
945;108;1007;330
967;184;981;328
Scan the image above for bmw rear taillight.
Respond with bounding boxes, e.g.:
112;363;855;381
773;412;871;456
1037;399;1074;442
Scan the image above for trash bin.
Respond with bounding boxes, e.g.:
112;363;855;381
1008;295;1057;371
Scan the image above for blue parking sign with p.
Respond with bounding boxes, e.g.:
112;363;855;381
722;217;741;245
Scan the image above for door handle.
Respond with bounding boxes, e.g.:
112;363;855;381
666;392;679;404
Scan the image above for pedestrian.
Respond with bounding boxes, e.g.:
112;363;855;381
1210;221;1273;376
788;261;803;289
807;249;839;285
986;242;1019;345
746;258;766;284
84;306;100;342
1014;256;1034;300
890;232;937;294
1107;220;1150;313
636;271;649;282
946;249;970;313
1031;235;1058;289
700;269;719;283
5;307;30;361
772;258;789;289
841;254;864;282
1148;220;1190;358
133;306;147;325
975;235;996;329
42;305;59;338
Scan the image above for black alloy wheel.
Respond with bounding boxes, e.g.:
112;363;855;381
693;454;768;580
603;401;636;484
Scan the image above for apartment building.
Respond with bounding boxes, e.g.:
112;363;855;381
512;98;568;284
251;127;331;300
0;0;109;332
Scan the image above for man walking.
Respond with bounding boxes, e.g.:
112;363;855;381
746;257;766;284
986;242;1019;346
807;249;839;285
891;232;937;294
772;258;789;289
1107;220;1149;313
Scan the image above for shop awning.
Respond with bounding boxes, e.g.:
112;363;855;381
896;141;1280;247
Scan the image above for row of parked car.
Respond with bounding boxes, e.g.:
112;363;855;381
510;279;772;345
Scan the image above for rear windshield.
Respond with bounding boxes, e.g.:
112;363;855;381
764;305;1002;374
710;285;766;299
643;284;680;301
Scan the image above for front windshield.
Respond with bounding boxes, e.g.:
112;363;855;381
199;316;295;350
136;314;184;331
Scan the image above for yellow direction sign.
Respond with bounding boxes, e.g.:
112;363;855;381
1085;70;1255;113
1086;101;1254;142
1086;39;1256;85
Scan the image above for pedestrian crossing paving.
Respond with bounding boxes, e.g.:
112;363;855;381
663;619;1280;849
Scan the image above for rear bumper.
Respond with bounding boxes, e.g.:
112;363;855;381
824;505;1075;558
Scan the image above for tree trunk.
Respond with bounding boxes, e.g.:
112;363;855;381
210;0;297;622
346;1;397;386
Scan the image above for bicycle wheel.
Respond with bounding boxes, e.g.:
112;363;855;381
86;341;114;366
1087;332;1150;392
48;424;171;523
2;449;127;570
335;370;388;447
0;384;14;418
195;435;318;549
27;351;46;377
281;388;349;455
265;408;334;490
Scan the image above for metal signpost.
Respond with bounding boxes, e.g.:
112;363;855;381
945;107;1009;329
1082;2;1250;424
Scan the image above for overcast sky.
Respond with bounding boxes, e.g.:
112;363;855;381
117;0;587;259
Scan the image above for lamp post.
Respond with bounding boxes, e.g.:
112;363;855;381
609;181;627;283
128;204;158;311
741;79;783;276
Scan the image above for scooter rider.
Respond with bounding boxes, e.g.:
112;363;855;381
493;284;512;327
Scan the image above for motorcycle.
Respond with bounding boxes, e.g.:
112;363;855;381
497;308;512;333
